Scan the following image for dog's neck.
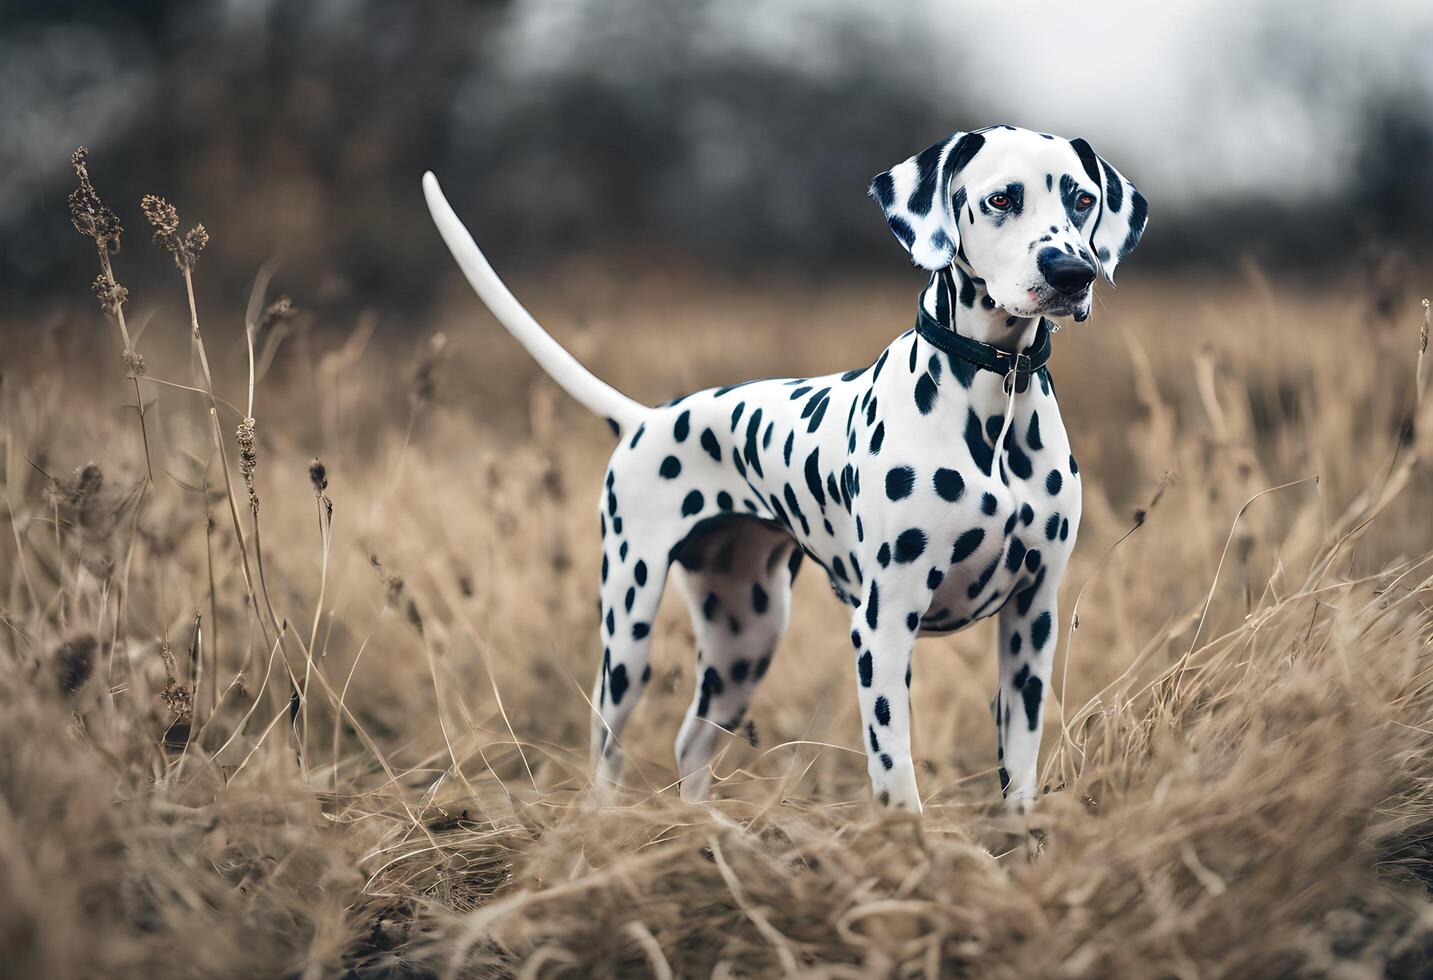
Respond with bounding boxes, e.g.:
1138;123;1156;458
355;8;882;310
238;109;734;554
917;264;1042;354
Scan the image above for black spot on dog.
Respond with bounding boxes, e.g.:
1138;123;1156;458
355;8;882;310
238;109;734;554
1014;664;1029;688
674;411;690;443
1004;512;1018;535
885;466;915;500
700;428;721;462
1060;518;1069;541
965;410;994;474
629;424;645;449
697;666;724;717
981;492;998;516
869;725;881;753
871;171;895;209
947;130;986;175
717;491;733;510
633;621;650;640
1021;675;1043;731
701;593;719;622
833;555;849;582
1016;567;1046;617
729;615;742;635
887;215;916;248
906;612;918;631
804;449;825;508
934;467;965;502
783;431;795;467
1031;610;1052;651
895;528;927;564
609;663;629;705
731;401;745;429
1010;631;1022;655
927;568;945;590
851;628;862;649
752;583;769;614
1025;548;1041;572
877;543;891;568
755;654;772;678
601;553;609;582
682;490;704;516
606;608;615;635
624;586;635;612
634;560;647;586
875;695;891;726
870;422;885;455
1020;503;1034;526
1121;191;1149;260
606;417;620;437
1045;513;1061;541
952;528;985;563
906;140;945;216
1005;538;1027;573
914;373;938;415
660;456;681;479
1069;453;1079;475
620;541;629;561
881;755;894;772
858;651;873;687
1026;412;1043;451
999;765;1011;795
783;484;810;535
956;266;976;308
731;659;751;683
866;580;881;630
1100;158;1124;213
1046;470;1063;495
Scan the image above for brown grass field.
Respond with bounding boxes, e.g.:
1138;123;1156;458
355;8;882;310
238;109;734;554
4;164;1433;977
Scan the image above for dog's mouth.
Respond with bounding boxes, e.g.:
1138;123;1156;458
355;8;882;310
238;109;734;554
1006;286;1092;321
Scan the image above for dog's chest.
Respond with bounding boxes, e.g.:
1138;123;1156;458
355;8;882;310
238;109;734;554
860;359;1081;632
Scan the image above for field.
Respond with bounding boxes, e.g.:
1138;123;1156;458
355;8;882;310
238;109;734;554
4;174;1433;978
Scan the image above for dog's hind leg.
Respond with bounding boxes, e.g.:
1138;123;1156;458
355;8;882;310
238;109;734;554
672;520;800;802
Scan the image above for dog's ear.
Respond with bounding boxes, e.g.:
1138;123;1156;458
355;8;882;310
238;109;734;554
1069;138;1148;284
869;131;985;270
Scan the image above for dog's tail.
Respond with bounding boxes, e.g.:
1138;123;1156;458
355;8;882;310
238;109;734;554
422;172;649;435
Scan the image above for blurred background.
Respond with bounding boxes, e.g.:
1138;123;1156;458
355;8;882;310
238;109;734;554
4;0;1433;321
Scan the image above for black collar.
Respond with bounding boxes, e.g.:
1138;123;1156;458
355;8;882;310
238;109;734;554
915;308;1051;393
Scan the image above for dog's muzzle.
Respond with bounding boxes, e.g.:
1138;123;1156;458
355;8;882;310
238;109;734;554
1036;247;1096;297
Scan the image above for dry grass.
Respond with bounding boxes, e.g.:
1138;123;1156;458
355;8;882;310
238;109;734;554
2;161;1433;977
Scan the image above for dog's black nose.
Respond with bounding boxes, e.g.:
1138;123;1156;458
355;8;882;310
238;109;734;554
1037;247;1096;296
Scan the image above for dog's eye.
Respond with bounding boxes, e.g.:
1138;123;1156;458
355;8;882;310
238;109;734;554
986;193;1011;211
1076;192;1097;211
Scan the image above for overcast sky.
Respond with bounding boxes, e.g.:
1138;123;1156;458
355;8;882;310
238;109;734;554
502;0;1433;206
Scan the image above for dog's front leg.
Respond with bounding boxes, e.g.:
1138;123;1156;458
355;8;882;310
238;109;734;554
849;567;932;812
995;567;1062;807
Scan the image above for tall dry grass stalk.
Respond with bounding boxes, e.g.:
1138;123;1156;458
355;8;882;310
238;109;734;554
0;149;1430;977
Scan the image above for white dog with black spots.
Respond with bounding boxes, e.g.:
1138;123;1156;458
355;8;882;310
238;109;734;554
423;123;1148;813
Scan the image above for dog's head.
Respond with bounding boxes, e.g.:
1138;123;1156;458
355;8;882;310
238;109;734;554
870;125;1148;321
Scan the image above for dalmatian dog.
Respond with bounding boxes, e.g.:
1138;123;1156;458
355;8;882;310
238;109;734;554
422;123;1147;813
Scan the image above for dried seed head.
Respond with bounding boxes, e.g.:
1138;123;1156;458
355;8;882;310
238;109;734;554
309;457;328;494
55;635;98;696
69;147;123;254
370;555;422;634
409;332;449;412
140;193;178;239
260;296;295;335
91;273;130;319
141;193;207;271
236;418;258;515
